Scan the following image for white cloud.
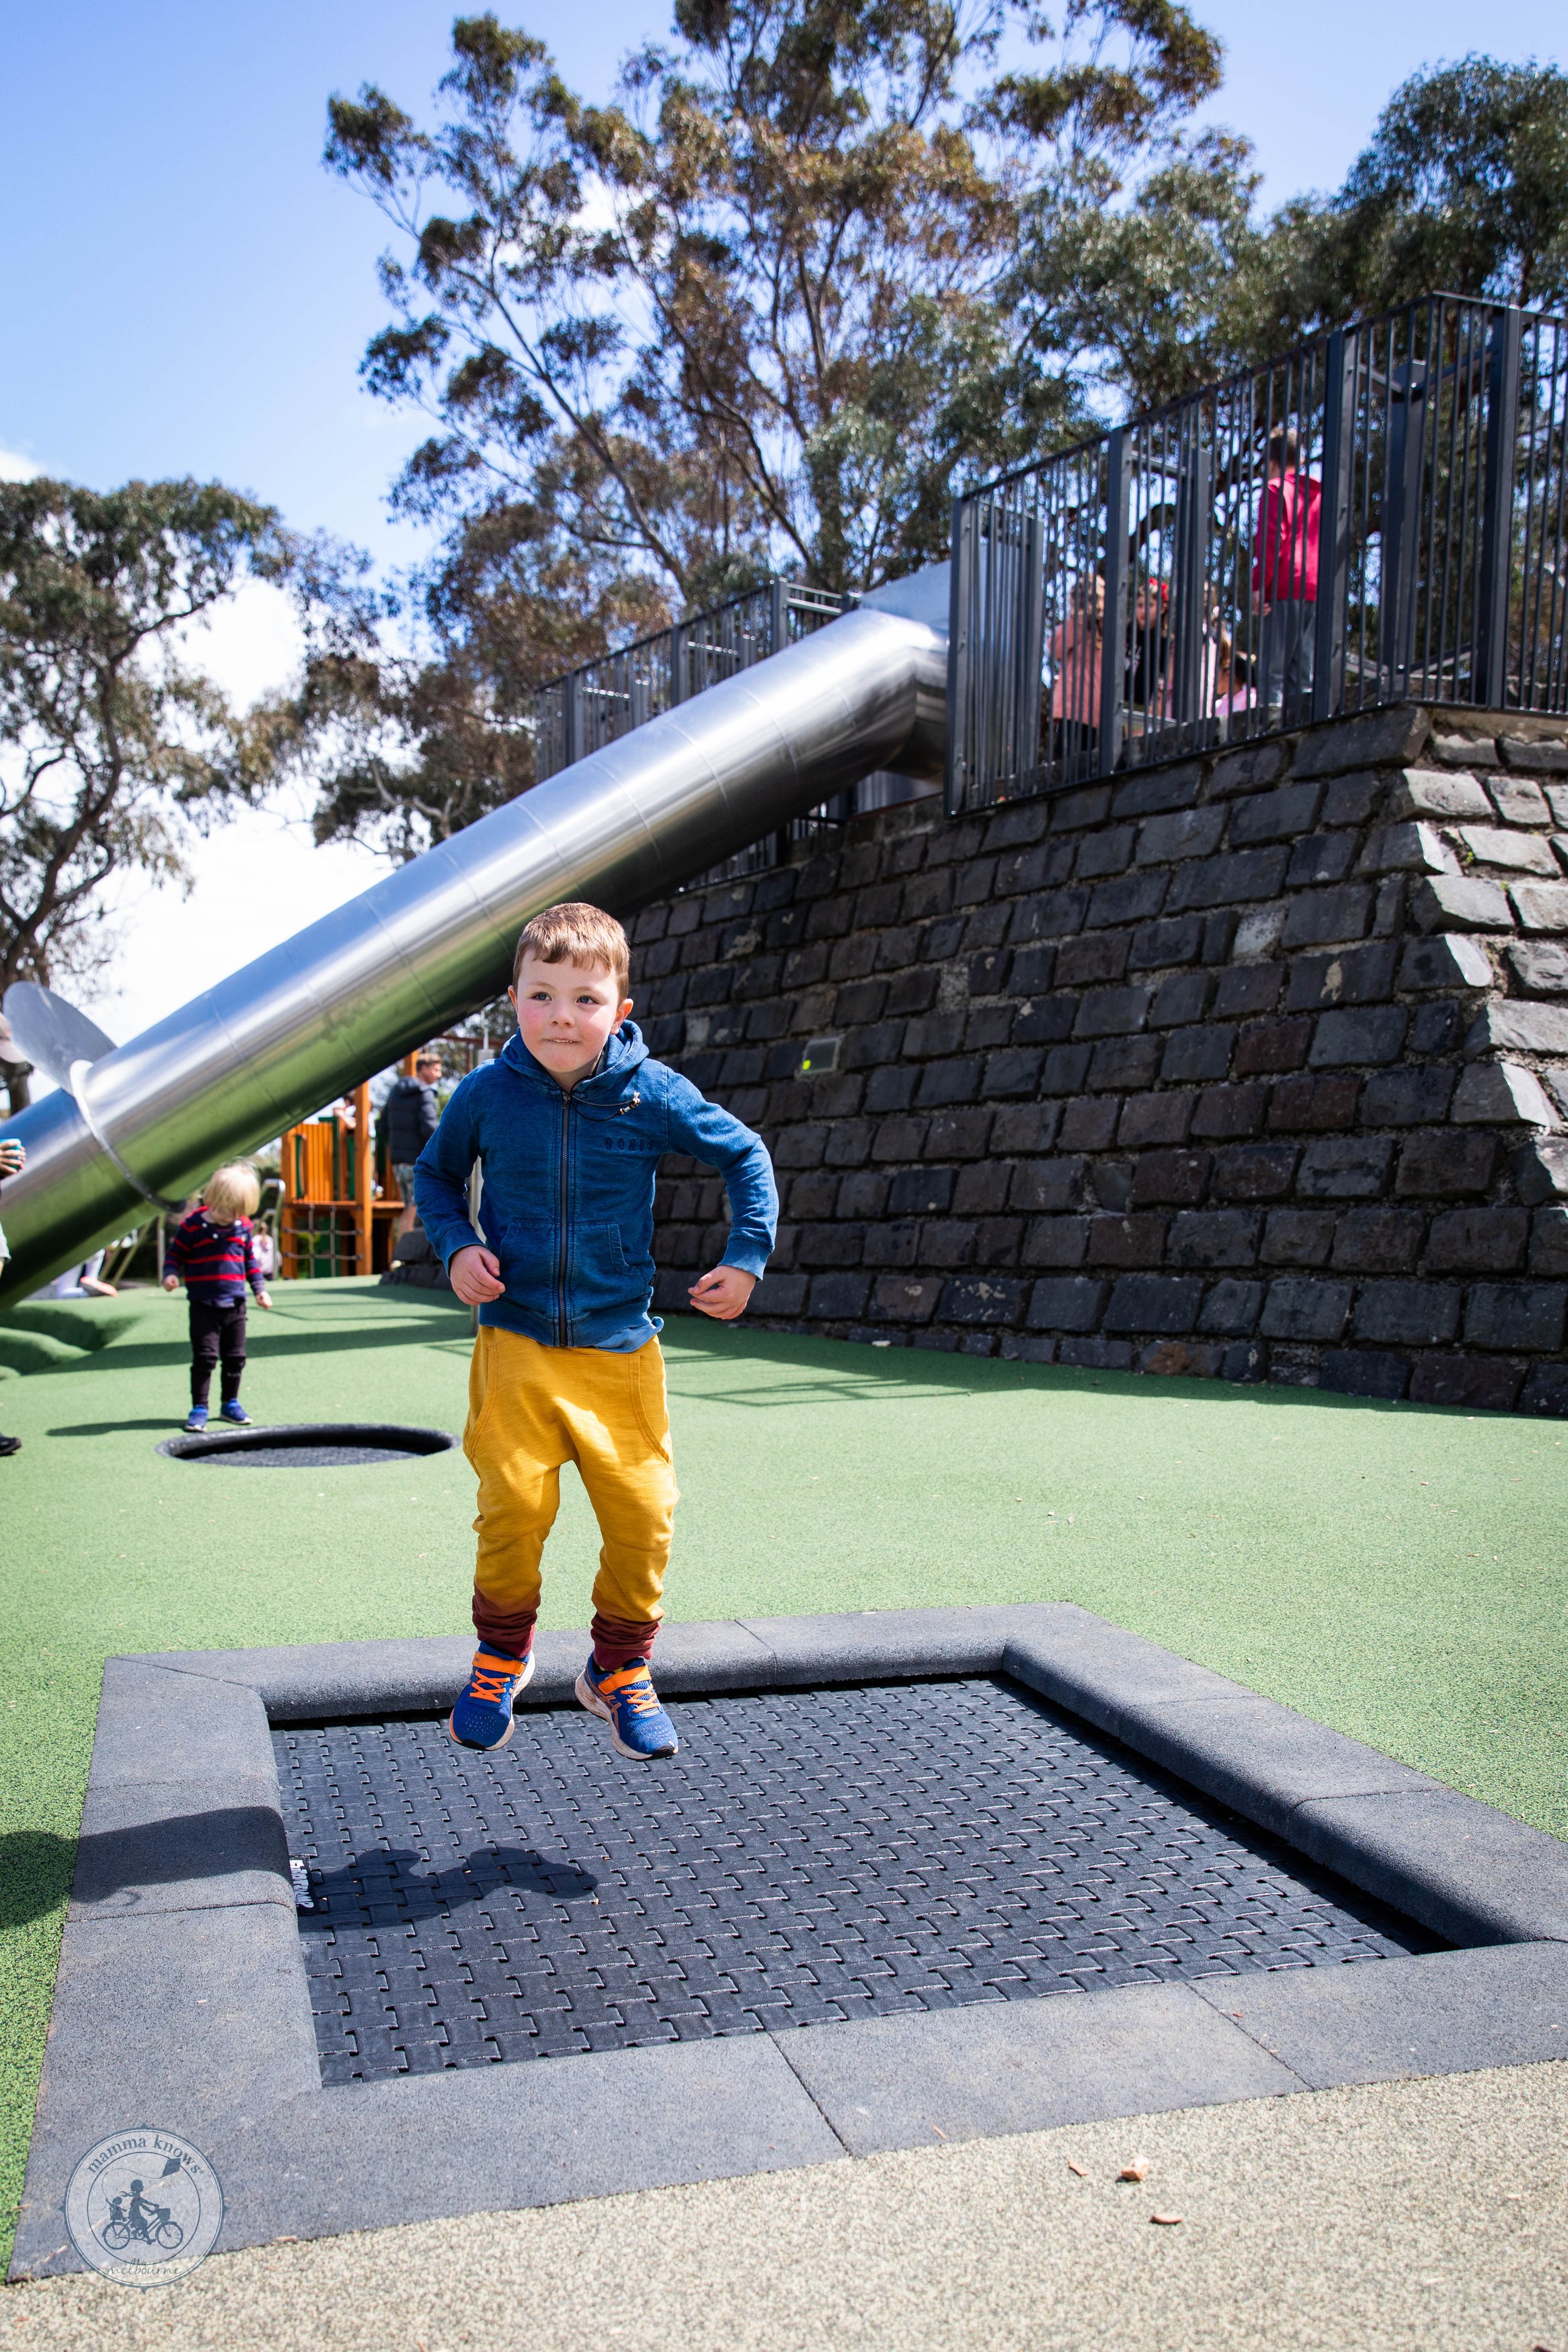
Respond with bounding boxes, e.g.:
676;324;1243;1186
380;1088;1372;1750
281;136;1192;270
0;442;43;482
180;575;304;709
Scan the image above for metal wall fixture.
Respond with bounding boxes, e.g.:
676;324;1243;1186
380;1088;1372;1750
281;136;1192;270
0;580;948;1301
946;294;1568;813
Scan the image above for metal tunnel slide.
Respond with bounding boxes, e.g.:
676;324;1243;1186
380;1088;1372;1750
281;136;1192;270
0;569;949;1303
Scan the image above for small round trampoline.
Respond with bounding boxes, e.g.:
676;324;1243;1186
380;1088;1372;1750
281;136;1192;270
157;1423;457;1470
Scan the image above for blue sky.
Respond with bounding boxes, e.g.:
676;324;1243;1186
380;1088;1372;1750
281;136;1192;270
3;1;1564;1050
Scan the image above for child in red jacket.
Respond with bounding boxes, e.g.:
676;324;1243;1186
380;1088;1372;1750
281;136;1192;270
163;1162;272;1431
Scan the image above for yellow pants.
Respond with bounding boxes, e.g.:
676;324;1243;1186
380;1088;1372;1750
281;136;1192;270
464;1325;677;1665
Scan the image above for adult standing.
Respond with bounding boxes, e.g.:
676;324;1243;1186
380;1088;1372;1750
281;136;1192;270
382;1055;443;1239
1253;425;1321;724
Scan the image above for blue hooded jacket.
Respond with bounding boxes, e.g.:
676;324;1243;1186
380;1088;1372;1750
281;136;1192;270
411;1022;776;1352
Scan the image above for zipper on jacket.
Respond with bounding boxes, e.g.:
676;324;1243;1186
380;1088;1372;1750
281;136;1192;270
556;1088;573;1347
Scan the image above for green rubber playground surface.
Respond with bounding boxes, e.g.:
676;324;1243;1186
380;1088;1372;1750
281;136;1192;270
1;1278;1565;2267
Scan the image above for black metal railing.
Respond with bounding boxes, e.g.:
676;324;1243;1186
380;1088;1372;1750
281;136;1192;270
946;294;1568;814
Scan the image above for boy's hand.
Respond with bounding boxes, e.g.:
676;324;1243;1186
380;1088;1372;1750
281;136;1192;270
450;1245;505;1305
688;1264;756;1322
0;1140;24;1177
162;1274;179;1293
257;1291;273;1310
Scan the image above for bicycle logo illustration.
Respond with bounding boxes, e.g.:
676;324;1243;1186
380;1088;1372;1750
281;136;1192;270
65;2129;223;2288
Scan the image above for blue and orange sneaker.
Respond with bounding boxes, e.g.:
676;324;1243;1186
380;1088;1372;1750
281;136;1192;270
448;1646;535;1752
575;1657;679;1760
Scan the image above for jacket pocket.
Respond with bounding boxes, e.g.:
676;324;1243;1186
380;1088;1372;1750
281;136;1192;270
497;1222;552;1301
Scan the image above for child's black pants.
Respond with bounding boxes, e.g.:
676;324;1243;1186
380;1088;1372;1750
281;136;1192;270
189;1300;246;1407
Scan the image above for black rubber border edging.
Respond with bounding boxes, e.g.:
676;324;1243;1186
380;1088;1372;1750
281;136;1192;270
13;1604;1568;2277
156;1422;457;1463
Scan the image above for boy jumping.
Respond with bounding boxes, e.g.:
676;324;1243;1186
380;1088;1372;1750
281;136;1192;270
414;903;776;1762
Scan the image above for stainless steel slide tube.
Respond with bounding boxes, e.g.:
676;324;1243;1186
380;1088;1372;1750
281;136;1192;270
0;587;948;1301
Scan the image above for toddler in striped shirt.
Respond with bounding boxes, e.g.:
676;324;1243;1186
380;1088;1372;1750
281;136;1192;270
163;1162;272;1432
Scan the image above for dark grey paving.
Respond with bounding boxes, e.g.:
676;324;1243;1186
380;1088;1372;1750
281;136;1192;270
70;1782;292;1920
276;1680;1437;2088
1290;1789;1568;1946
778;1981;1305;2154
1192;1941;1568;2086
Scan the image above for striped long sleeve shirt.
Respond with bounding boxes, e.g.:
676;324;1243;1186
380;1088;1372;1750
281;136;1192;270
166;1212;267;1303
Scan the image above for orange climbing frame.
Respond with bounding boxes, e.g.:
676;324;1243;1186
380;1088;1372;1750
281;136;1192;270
278;1081;383;1280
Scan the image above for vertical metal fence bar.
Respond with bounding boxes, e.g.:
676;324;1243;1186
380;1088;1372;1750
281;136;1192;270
1478;302;1523;709
1313;329;1352;721
945;494;976;815
1098;430;1130;776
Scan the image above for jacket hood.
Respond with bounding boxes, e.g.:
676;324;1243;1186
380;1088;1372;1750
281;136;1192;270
500;1019;650;1093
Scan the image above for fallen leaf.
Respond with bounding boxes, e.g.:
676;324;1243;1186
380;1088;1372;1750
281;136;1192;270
1150;2212;1184;2227
930;2124;948;2142
1066;2158;1089;2178
1119;2156;1151;2182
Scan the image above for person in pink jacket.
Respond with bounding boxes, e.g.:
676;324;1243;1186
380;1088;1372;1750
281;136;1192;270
1253;425;1321;720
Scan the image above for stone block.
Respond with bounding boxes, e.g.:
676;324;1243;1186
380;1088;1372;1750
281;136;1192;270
1451;1062;1558;1126
921;1219;978;1268
1118;1092;1197;1146
1309;1006;1409;1066
1189;1083;1268;1139
1519;1362;1568;1416
1137;1339;1226;1377
1319;1350;1409;1400
914;1059;983;1109
1261;1209;1336;1265
1227;783;1325;844
1210;740;1287;795
1148;970;1212;1028
1352;1281;1459;1347
1529;1207;1568;1275
1129;1148;1210;1206
1396;1130;1498;1197
1234;1017;1311;1074
1214;963;1283;1017
990;1103;1061;1155
889;1167;954;1217
1409;1001;1461;1054
1279;886;1373;950
1167;1210;1259;1268
1409;1353;1525;1412
1357;823;1454;875
1074;825;1136;879
980;1048;1043;1098
806;1273;871;1319
1101;1275;1205;1335
1387;769;1493;820
1012;995;1077;1046
1057;933;1130;985
868;1275;943;1324
1456;826;1558;874
1463;1283;1566;1352
1552;787;1568;825
1397;933;1494;991
1296;1136;1394;1199
1073;984;1151;1039
1510;880;1568;930
938;1276;1027;1327
1085;871;1170;929
1322;771;1384;825
1286;833;1359;887
1425;1206;1529;1274
1021;1216;1090;1268
1086;1214;1168;1268
1134;807;1225;864
1409;874;1513;931
1025;1276;1108;1332
1009;1157;1086;1214
1196;1278;1263;1335
1431;733;1500;768
1268;1075;1360;1132
1167;847;1290;911
1111;763;1205;817
1040;1043;1094;1094
1501;736;1568;774
1488;777;1552;825
1259;1278;1352;1342
1508;939;1568;994
1059;1098;1120;1149
1284;942;1397;1010
1361;1069;1456;1125
1211;1143;1299;1200
1129;915;1205;968
1330;1207;1425;1274
1091;1160;1132;1213
862;1223;920;1268
1465;1000;1568;1056
1160;1024;1234;1083
1293;706;1429;778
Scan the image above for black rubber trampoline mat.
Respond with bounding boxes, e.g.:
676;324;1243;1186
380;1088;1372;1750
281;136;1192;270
159;1422;456;1469
275;1675;1441;2086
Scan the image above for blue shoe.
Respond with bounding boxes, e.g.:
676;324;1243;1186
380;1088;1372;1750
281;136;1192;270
183;1406;209;1433
448;1646;535;1752
220;1400;252;1426
575;1656;679;1759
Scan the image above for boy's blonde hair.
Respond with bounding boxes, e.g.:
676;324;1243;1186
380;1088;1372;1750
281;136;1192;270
203;1162;261;1221
512;903;630;995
